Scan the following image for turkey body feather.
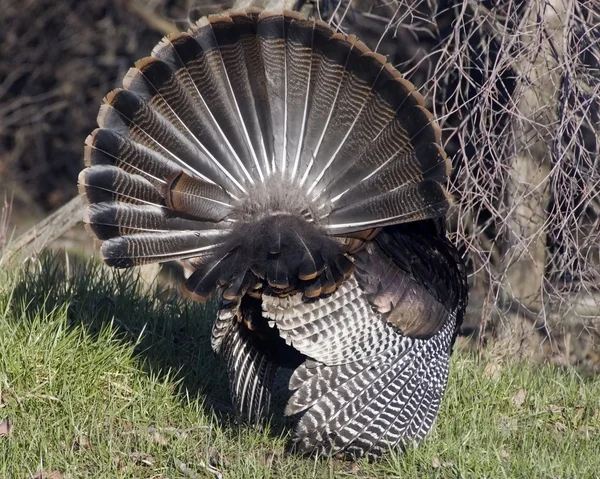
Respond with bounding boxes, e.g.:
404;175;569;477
79;8;467;458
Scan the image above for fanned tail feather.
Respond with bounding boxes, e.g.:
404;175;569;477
100;230;224;268
123;56;250;194
304;37;381;196
325;181;449;234
200;14;265;182
230;10;274;176
84;128;179;185
283;13;315;179
150;32;252;193
299;32;356;188
98;88;242;192
257;12;287;175
78;164;164;207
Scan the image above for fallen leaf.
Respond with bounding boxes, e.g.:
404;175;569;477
484;362;502;381
572;406;585;423
345;462;360;473
175;459;199;479
112;455;123;471
554;421;567;433
0;418;11;437
511;389;527;408
148;425;210;441
432;456;453;468
578;425;594;439
109;417;134;433
175;458;223;479
31;472;63;479
74;434;91;451
149;429;168;447
500;445;510;460
548;404;563;414
129;451;156;466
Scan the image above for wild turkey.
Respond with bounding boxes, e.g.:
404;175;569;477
78;9;468;458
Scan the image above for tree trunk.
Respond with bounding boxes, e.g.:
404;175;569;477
500;0;568;343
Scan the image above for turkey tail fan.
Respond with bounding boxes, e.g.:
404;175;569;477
80;8;449;278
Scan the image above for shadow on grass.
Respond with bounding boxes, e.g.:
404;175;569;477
8;252;296;438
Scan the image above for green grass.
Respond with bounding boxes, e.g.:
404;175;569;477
0;254;599;478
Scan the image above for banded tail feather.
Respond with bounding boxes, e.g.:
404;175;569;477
80;9;467;459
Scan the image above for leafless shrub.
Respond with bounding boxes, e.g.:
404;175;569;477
309;0;599;366
0;0;180;210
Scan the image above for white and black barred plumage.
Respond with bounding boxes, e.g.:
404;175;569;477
79;9;468;458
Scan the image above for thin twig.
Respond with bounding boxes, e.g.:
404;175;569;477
124;1;178;35
2;195;84;265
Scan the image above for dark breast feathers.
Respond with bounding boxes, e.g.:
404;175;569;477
78;9;468;458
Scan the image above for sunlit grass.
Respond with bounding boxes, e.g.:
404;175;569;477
0;254;598;478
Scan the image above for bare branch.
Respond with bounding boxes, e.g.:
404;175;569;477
124;1;179;35
2;196;84;265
